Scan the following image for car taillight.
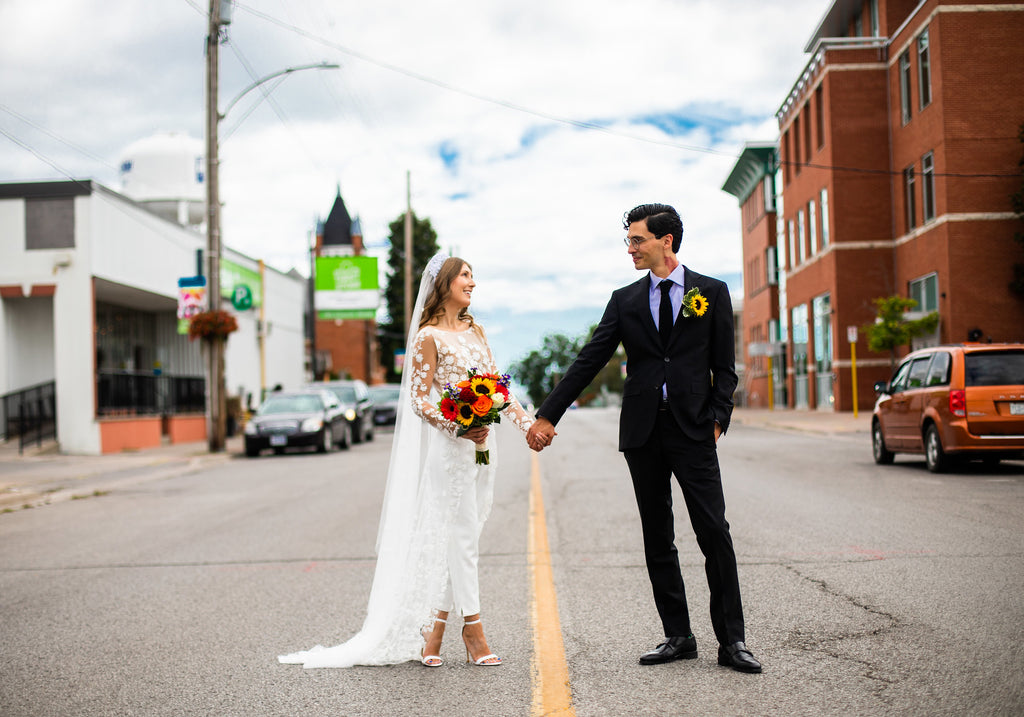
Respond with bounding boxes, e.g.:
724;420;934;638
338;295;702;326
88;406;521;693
949;389;966;417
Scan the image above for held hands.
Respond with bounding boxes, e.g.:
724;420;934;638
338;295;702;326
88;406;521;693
526;418;556;452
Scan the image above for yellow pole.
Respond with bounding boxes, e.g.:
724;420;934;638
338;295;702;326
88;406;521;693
258;259;267;402
850;340;858;418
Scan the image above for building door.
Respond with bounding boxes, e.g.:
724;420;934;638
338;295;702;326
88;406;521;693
791;304;809;409
813;293;834;410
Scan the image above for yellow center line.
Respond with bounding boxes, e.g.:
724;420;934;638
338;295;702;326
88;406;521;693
528;452;576;717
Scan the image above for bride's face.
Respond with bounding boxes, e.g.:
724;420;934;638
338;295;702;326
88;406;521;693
447;264;475;309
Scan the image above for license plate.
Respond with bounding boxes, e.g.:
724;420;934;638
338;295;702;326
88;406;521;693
269;434;287;446
1011;402;1024;416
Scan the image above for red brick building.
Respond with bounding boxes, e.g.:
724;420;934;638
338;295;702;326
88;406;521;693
310;190;382;384
725;0;1024;413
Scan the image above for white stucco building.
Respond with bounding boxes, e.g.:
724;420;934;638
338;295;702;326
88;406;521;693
0;178;306;454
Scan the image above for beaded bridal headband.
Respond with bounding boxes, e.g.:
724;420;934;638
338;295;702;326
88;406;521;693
425;253;448;280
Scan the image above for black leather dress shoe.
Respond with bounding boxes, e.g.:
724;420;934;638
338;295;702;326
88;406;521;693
638;635;698;665
717;642;762;673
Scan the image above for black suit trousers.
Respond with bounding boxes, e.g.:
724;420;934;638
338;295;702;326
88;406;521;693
623;406;745;645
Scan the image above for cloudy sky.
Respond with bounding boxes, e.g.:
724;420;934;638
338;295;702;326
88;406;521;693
1;0;829;367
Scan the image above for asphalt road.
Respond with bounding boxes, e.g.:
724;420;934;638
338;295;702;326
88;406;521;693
0;410;1021;716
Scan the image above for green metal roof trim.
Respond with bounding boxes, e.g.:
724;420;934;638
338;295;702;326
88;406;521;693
721;144;777;204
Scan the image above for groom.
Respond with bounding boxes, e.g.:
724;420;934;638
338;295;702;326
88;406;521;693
527;203;760;673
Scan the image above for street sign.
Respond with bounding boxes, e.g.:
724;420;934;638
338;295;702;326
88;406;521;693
231;283;253;311
177;276;207;334
847;326;858;343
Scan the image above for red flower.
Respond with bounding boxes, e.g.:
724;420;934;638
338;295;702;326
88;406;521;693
439;397;458;420
459;387;476;402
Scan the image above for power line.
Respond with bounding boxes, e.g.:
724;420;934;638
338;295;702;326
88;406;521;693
233;2;1021;181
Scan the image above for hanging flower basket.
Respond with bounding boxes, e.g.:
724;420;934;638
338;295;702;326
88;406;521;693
188;309;239;341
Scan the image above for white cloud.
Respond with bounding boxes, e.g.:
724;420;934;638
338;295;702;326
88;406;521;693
1;0;830;356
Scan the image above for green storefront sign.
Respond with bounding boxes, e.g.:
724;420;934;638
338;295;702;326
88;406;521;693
221;259;262;309
314;256;379;320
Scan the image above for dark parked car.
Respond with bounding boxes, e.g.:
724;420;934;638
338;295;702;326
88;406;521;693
368;383;402;426
308;379;375;443
244;389;350;457
872;343;1024;472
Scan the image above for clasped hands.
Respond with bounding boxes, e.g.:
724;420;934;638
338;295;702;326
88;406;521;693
526;417;556;452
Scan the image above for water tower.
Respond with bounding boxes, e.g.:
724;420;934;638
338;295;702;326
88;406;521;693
119;132;205;228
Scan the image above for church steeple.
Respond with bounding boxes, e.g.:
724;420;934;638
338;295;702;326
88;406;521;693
322;184;352;247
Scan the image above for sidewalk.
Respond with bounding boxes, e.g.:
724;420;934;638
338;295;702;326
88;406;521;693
0;408;868;513
0;436;243;512
732;407;871;435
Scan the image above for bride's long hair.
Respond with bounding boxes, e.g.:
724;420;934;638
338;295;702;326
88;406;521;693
419;256;476;330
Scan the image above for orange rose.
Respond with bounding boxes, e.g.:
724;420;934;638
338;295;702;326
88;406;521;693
471;394;493;416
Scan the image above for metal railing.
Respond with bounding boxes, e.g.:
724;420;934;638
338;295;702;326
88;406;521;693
1;381;57;454
97;371;205;417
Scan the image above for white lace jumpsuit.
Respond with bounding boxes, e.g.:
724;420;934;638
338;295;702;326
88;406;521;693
409;324;534;616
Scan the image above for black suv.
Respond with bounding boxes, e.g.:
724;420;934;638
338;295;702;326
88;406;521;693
308;379;375;444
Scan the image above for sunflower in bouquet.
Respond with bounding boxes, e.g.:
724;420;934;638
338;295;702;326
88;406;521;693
438;369;512;464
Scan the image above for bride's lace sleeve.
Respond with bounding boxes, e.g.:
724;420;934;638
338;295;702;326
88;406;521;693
481;331;534;435
409;330;459;438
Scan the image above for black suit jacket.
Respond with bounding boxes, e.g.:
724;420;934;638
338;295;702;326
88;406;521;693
538;267;737;451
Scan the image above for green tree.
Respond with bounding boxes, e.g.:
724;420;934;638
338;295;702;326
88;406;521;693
511;325;625;407
1010;122;1024;298
863;296;940;369
378;211;440;383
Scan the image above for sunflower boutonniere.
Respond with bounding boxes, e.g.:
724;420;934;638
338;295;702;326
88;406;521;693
680;287;709;318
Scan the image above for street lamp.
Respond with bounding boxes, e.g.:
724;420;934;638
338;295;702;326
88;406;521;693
204;0;338;451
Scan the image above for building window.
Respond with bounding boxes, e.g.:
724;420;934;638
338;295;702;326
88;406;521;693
787;220;795;269
819;188;830;248
26;198;76;250
797;209;806;264
808;199;818;255
904;165;917;231
854;11;863;36
782;132;790;185
869;0;879;36
899;50;912;125
918;28;932;109
815;85;825;150
763;174;776;213
794;115;802;173
909;273;939;312
766;246;778;286
922;151;936;222
803;103;812;161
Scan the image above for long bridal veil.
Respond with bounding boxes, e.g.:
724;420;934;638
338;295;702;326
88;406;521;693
278;254;453;668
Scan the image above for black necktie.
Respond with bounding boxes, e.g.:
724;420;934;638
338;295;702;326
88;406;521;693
659;280;673;348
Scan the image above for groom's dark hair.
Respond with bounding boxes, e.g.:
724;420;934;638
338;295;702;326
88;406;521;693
624;204;683;252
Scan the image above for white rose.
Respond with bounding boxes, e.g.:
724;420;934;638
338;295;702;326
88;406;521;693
491;393;505;408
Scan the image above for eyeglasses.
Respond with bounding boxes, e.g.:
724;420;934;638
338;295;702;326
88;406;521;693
622;234;661;249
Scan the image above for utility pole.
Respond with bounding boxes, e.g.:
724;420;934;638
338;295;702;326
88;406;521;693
403;170;412;335
205;0;226;452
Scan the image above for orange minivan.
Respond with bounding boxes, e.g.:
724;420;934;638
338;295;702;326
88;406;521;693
872;344;1024;472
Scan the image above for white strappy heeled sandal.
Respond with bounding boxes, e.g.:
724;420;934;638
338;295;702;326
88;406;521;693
420;617;446;667
462;618;502;666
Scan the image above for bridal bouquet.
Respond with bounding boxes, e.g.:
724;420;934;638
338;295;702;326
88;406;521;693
438;369;512;464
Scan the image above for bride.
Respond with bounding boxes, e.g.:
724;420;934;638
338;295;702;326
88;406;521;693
278;254;535;668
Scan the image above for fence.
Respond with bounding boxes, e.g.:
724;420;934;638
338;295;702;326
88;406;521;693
1;381;57;454
96;371;205;416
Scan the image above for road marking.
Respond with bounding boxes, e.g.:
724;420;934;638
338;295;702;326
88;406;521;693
528;452;576;717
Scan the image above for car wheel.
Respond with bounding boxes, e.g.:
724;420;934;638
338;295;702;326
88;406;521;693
351;419;363;444
317;427;332;453
273;447;286;455
245;442;260;458
924;424;949;473
337;422;351;450
872;421;894;465
981;456;1001;469
365;423;375;442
